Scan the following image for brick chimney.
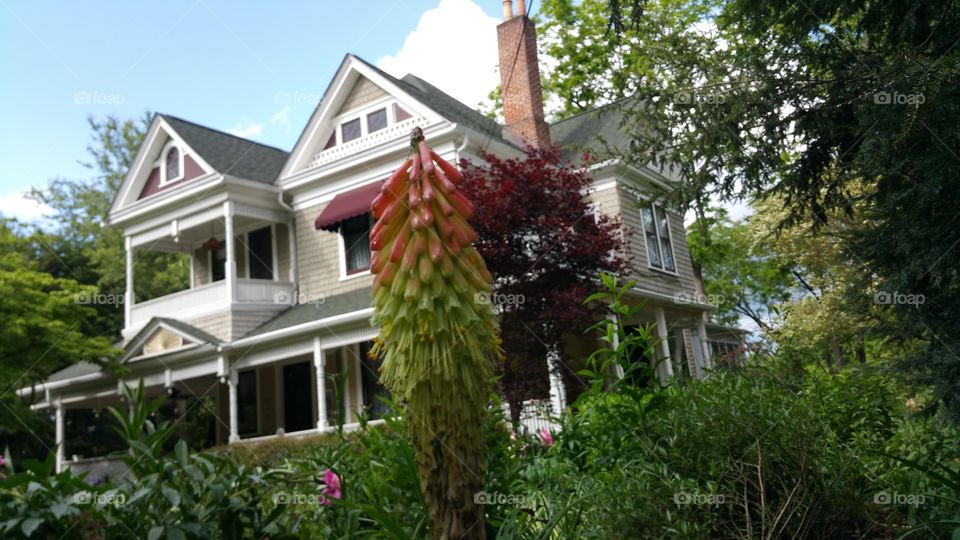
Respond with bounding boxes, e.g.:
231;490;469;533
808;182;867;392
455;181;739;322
497;0;551;148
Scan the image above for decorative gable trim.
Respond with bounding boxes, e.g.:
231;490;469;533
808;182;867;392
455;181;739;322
110;116;217;216
120;318;219;363
278;54;444;181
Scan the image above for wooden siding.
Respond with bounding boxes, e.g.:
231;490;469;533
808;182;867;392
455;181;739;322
188;310;279;342
295;202;374;300
337;77;388;116
617;186;698;297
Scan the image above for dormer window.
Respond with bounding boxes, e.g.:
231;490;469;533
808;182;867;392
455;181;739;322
165;147;180;181
159;142;184;186
341;118;362;143
367;108;387;133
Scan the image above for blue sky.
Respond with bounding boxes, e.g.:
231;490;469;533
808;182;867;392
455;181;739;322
0;0;504;220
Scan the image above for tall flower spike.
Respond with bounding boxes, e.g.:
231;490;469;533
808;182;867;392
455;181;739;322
370;127;501;539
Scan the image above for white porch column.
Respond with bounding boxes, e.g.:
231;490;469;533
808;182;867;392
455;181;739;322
547;348;567;416
313;337;327;431
653;307;674;382
341;349;353;425
227;370;239;442
608;312;625;379
54;398;64;473
124;236;133;328
288;220;298;284
697;318;713;371
353;344;364;421
223;201;237;304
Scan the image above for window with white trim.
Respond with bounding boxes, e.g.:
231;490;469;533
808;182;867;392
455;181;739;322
341;213;372;275
165;147;180;181
641;204;676;272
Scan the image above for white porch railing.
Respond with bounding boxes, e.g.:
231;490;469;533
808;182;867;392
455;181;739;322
130;280;294;327
307;116;428;169
130;281;228;326
235;279;295;304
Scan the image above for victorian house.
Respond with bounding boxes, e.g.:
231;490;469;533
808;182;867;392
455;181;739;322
19;1;745;475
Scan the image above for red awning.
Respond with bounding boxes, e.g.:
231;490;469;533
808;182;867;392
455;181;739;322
314;181;383;231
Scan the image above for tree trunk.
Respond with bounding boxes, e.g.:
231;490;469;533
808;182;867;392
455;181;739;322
830;335;844;372
856;330;867;364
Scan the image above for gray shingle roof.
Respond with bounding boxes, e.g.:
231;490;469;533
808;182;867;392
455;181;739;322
160;114;289;184
244;286;373;338
45;361;102;383
549;99;634;163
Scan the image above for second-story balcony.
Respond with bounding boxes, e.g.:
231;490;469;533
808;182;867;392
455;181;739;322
122;198;296;340
128;279;295;329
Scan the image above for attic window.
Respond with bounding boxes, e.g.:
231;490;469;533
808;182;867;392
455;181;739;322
367;108;387;133
342;118;362;143
326;102;412;151
159;144;184;186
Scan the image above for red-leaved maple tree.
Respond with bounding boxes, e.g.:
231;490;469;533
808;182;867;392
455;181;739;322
460;146;626;422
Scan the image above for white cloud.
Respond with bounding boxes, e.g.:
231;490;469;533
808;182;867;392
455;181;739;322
227;122;264;139
270;106;292;127
0;190;53;223
377;0;500;111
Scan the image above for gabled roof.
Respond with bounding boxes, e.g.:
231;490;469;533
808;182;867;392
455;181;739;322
280;54;518;179
549;99;633;163
351;56;511;149
119;317;221;363
244;287;373;338
159;114;289;184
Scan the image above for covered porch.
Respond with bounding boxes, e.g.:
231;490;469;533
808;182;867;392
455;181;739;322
19;316;389;473
219;331;390;443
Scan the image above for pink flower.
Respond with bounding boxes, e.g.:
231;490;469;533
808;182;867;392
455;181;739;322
510;431;518;442
320;468;341;506
539;429;554;447
0;455;5;467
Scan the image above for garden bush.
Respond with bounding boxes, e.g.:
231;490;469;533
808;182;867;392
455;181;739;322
2;283;958;538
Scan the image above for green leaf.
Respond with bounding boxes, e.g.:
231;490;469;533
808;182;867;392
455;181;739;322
175;440;189;466
49;502;73;519
20;517;42;537
161;485;181;507
148;526;164;540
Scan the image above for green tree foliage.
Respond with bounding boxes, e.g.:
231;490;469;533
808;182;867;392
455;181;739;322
544;0;960;417
0;219;117;459
686;208;792;329
29;114;189;338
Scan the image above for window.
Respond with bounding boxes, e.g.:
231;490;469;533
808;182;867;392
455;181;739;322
367;108;387;133
246;226;274;280
165;147;180;182
341;118;362;143
641;204;676;272
341;213;372;274
327;102;410;150
360;341;391;420
237;370;258;436
211;247;226;282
